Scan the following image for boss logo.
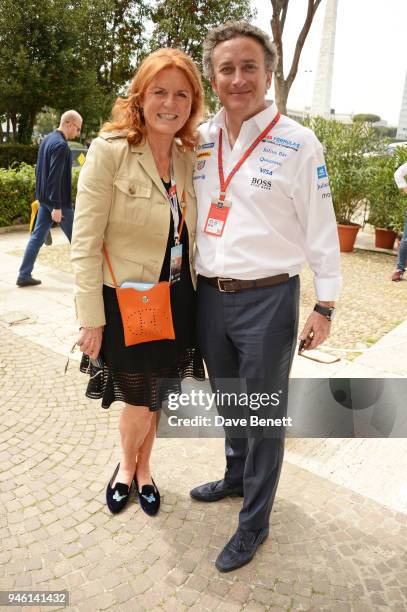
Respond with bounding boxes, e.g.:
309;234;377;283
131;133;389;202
251;177;272;190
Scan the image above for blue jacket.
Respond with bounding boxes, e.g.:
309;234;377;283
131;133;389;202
35;130;72;209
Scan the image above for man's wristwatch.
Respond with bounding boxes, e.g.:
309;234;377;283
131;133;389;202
314;303;336;321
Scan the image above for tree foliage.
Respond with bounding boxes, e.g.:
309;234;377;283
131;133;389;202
0;0;76;143
353;114;381;124
304;116;381;225
271;0;322;114
0;0;149;142
365;153;407;232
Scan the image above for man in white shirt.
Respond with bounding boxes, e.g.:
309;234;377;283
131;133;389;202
391;161;407;281
190;22;341;572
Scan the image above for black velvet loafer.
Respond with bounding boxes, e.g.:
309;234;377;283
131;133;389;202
215;526;269;572
135;477;160;516
190;479;244;502
106;463;131;514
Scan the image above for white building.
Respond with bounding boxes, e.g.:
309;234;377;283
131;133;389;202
396;71;407;141
311;0;339;118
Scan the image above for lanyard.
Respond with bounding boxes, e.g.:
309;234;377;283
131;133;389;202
166;164;181;243
165;164;187;245
217;112;281;202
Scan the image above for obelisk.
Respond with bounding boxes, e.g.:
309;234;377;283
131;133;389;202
396;70;407;141
311;0;339;118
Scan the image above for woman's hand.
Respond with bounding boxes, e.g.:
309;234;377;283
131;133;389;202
77;327;103;360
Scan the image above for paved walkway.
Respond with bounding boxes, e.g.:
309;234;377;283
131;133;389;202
1;229;407;611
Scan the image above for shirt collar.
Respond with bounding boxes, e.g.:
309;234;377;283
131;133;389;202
56;129;67;141
210;101;279;133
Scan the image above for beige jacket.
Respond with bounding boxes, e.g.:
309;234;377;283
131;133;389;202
71;133;197;328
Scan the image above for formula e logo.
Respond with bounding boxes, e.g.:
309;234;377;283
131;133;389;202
262;136;300;151
317;165;328;179
251;177;272;190
259;167;273;176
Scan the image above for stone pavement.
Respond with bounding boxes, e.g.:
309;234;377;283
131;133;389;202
1;228;407;611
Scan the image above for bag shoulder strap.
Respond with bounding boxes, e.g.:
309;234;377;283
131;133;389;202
103;188;187;285
102;244;118;287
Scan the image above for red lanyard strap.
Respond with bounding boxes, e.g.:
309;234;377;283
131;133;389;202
218;112;281;201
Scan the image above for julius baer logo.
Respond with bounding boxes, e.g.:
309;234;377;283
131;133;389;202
317;165;332;199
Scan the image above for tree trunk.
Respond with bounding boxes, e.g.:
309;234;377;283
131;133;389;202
17;110;36;144
270;0;322;116
10;113;18;143
273;75;288;115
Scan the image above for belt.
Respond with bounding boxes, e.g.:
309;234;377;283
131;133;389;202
199;273;290;293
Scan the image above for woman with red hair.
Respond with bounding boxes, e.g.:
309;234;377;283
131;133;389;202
71;48;205;516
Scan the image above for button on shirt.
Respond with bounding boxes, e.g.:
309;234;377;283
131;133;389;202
193;102;341;301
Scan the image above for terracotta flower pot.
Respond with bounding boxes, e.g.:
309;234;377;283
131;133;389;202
374;227;397;250
337;223;361;253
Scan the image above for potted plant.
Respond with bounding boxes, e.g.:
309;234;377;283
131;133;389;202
305;118;380;252
365;147;407;249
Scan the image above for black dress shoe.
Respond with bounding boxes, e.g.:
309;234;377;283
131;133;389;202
215;526;269;572
135;477;160;516
190;479;244;502
16;276;42;287
106;463;132;514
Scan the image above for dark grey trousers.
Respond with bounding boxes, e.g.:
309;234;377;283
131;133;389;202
197;275;299;531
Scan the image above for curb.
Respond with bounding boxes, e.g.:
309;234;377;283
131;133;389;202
0;224;29;234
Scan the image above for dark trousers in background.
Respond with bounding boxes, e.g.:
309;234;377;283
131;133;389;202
197;275;299;531
18;203;74;280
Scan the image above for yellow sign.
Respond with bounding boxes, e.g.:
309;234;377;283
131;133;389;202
77;153;86;166
29;200;39;233
197;151;211;159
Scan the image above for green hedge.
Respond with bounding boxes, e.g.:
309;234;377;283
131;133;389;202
0;164;80;227
0;145;40;168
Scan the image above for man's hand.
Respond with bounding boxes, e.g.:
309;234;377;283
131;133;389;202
299;311;331;351
51;208;62;223
77;327;103;360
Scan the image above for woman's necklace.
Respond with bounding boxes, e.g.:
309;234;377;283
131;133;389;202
155;157;170;183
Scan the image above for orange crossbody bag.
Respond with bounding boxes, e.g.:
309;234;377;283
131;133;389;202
102;192;187;347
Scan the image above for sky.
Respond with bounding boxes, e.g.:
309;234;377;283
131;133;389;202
252;0;407;126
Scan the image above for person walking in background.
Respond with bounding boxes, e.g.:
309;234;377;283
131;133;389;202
391;160;407;281
190;21;341;572
16;110;83;287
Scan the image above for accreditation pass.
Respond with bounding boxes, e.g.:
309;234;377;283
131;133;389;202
204;199;232;237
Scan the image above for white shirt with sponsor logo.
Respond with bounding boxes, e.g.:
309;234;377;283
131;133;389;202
394;161;407;189
193;102;341;301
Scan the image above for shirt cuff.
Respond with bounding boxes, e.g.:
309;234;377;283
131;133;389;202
313;276;342;301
